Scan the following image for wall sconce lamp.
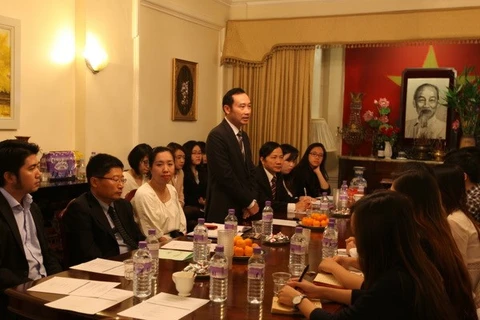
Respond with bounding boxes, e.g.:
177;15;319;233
84;34;108;74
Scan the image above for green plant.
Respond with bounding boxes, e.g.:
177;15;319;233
444;66;480;136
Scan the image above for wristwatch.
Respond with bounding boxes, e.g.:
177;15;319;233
292;294;307;309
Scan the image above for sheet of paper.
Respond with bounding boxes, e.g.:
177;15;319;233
161;240;217;252
314;272;344;288
158;249;193;261
69;280;120;298
273;219;297;227
45;288;132;315
186;223;247;238
70;258;124;275
27;277;90;295
103;264;125;277
118;292;209;320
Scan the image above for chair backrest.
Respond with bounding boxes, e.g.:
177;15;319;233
55;198;75;268
124;189;137;202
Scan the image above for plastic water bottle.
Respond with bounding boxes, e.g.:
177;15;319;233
322;218;338;259
193;218;209;266
146;229;159;278
247;247;265;304
76;158;86;181
39;153;49;182
133;241;152;298
262;201;274;239
339;180;349;210
320;192;329;215
209;245;228;302
224;208;238;232
289;227;307;276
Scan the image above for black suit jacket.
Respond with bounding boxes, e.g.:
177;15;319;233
254;165;297;214
0;192;62;293
205;119;258;223
63;192;144;266
183;166;207;208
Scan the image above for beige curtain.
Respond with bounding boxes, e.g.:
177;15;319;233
232;46;315;162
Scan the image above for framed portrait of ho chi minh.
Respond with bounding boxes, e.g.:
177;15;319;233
0;16;21;130
400;68;457;148
172;58;197;121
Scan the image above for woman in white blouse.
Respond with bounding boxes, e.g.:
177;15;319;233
132;146;187;241
434;164;480;308
122;143;152;198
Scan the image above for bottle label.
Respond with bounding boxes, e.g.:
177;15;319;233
210;265;227;279
135;261;152;274
290;243;306;254
263;213;273;222
320;203;329;211
194;234;208;242
377;150;385;157
248;266;265;279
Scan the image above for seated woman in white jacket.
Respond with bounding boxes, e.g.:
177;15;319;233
132;146;186;242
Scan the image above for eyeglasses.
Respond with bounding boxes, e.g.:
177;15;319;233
96;176;127;184
309;152;324;158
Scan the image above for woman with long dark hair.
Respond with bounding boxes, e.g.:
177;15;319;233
122;143;152;198
290;143;330;197
278;191;460;319
434;164;480;308
167;142;186;207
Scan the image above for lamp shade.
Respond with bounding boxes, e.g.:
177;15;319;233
310;118;337;152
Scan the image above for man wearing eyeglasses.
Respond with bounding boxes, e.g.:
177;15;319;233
404;83;447;139
63;153;144;266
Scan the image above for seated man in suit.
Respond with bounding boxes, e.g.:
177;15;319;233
254;141;311;214
0;139;62;315
63;153;144;266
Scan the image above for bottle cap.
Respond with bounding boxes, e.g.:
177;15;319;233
148;229;156;236
198;218;205;224
138;241;147;249
328;218;336;226
295;226;303;233
265;201;271;206
322;192;327;196
215;245;224;253
228;208;235;214
253;247;262;255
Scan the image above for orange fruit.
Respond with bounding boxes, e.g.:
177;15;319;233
244;246;253;256
251;243;260;248
234;246;244;256
320;220;328;227
244;238;253;247
234;235;243;245
313;220;321;227
236;239;246;248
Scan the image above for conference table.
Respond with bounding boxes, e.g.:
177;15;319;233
6;215;351;320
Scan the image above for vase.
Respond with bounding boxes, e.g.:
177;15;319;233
384;141;392;159
459;135;476;148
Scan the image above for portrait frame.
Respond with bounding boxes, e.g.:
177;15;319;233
400;68;457;147
172;58;197;121
0;16;21;130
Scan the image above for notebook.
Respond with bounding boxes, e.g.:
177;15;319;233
313;272;344;288
271;296;322;315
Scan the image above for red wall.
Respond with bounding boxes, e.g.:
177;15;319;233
342;43;480;156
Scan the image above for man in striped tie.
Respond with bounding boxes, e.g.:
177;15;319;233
63;154;144;266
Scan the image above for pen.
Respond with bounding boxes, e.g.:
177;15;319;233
304;188;307;197
298;264;309;283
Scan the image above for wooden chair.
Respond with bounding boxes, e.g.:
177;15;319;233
124;189;137;201
55;198;75;268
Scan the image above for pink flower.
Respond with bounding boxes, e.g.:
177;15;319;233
452;119;460;131
363;110;374;122
377;98;390;108
379;115;389;124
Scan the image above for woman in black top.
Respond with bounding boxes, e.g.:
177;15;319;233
278;191;465;320
291;143;330;197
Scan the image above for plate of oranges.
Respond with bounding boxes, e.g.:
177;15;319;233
298;213;328;231
233;236;262;260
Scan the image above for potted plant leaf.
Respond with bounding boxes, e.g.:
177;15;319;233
444;66;480;148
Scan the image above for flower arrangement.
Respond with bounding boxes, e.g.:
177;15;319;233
363;98;400;145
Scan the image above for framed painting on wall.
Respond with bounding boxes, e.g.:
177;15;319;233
0;15;20;130
400;68;456;146
172;58;197;121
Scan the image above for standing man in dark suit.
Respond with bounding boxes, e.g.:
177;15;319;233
63;153;144;266
205;88;259;223
0;139;62;315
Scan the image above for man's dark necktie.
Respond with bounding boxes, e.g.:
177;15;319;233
271;175;277;200
237;131;245;159
107;206;138;249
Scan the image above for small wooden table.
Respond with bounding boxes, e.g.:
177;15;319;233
7;217;351;319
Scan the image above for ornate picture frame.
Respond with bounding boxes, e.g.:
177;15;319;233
172;58;197;121
400;68;456;147
0;16;21;130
